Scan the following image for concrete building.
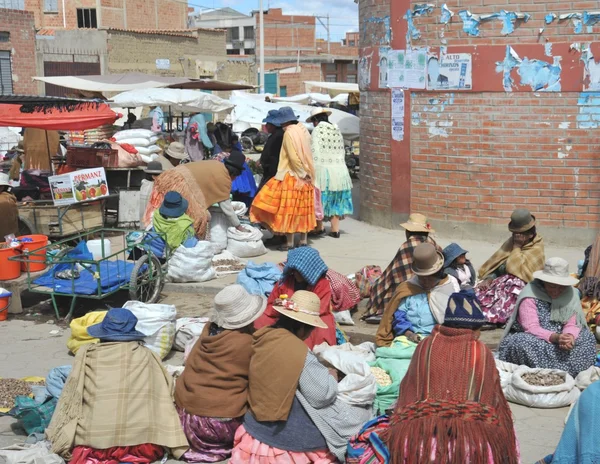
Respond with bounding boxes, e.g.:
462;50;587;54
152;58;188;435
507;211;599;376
357;0;599;246
189;8;255;57
0;9;37;94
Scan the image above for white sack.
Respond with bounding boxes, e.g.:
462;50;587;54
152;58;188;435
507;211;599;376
226;225;267;258
334;309;355;326
231;201;248;217
116;137;158;147
495;359;520;390
136;145;162;155
575;365;600;390
313;341;376;363
113;129;155;140
167;241;216;283
123;300;177;360
0;442;65;464
174;317;209;351
209;209;229;254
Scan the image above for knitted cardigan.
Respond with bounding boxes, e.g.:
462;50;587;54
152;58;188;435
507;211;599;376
311;122;353;192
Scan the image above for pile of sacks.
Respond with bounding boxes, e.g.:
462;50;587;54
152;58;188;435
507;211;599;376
111;129;162;164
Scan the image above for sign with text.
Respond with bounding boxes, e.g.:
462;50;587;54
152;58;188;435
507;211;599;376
49;167;109;205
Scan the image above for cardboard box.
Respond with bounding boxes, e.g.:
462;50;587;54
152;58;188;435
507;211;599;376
49;167;109;205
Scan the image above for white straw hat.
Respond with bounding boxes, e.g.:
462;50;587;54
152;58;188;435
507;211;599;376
306;107;332;123
400;213;434;233
533;257;579;287
272;290;328;329
213;284;267;330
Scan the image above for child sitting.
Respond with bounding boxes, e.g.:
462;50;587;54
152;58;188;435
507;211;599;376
443;243;476;289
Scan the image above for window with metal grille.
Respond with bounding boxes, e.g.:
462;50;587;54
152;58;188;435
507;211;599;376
44;0;58;12
346;75;357;84
227;49;240;55
77;8;97;28
0;32;9;42
243;26;254;39
244;48;255;55
325;74;337;82
0;51;13;95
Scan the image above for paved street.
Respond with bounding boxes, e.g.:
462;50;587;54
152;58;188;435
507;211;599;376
0;216;586;463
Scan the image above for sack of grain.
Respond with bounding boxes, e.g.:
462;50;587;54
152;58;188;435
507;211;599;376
123;300;177;360
226;225;267;258
504;365;580;408
113;129;155;141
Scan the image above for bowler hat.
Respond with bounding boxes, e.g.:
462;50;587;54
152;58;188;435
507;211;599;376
225;150;246;173
144;161;163;175
508;208;536;233
87;308;146;342
263;109;281;126
159;191;188;218
412;243;444;276
275;106;299;125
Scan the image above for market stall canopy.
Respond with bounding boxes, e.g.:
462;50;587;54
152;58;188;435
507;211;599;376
228;91;359;141
304;81;359;97
110;88;234;113
0;102;119;130
271;93;349;106
33;73;255;94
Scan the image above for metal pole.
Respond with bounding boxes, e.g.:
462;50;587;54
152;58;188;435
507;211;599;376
259;0;265;94
327;14;330;55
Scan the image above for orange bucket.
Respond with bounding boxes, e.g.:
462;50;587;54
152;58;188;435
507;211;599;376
0;244;21;280
0;290;11;321
18;234;49;273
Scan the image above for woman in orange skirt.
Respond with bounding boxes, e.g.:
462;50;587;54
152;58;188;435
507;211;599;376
251;107;316;251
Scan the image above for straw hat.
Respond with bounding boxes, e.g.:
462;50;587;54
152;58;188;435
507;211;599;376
533;257;579;287
166;142;188;160
412;243;444;276
272;290;328;329
213;284;267;330
400;213;434;233
306;107;332;123
508;208;536;233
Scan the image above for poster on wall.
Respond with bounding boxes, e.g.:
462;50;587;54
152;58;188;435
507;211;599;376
379;47;390;88
391;88;405;141
427;53;472;90
387;49;427;89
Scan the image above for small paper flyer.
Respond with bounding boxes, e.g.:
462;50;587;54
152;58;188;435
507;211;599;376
391;88;405;141
49;167;109;205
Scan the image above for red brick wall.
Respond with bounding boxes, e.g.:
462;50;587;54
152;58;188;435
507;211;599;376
358;0;600;243
257;8;316;57
0;10;38;94
264;63;322;96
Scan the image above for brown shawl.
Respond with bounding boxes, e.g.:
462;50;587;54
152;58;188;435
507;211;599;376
248;327;308;421
23;128;59;171
478;234;545;282
184;160;232;207
175;325;253;418
383;325;518;464
0;192;18;240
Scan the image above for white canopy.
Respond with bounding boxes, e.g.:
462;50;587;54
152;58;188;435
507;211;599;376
304;81;359;97
110;88;235;113
33;73;188;93
271;92;349;106
228;91;359;141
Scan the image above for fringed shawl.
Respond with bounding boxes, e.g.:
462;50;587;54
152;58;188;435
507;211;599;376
478;234;545;282
311;122;353;192
383;326;519;464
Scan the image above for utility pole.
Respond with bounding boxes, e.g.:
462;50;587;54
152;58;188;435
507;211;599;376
259;0;265;94
327;14;330;55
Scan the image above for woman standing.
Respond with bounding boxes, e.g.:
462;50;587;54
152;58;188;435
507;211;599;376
307;108;353;238
250;107;316;251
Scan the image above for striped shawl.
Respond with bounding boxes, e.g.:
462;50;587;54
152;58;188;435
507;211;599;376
478;234;545;283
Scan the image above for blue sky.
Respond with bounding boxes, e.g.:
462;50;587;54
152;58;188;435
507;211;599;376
192;0;358;42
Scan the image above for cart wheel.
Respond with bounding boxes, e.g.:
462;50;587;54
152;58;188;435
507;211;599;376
129;253;163;303
18;216;36;236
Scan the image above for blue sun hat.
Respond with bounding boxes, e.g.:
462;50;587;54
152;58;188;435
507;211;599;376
283;247;328;287
87;308;146;342
442;243;469;268
275;106;299;125
159;191;188;218
262;109;282;127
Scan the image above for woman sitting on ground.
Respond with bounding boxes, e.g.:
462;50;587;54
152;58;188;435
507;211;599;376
476;208;545;324
233;291;372;463
47;308;188;463
499;257;596;378
365;213;441;323
376;243;459;347
383;291;519;464
175;285;266;463
442;243;476;289
254;246;335;348
152;191;197;251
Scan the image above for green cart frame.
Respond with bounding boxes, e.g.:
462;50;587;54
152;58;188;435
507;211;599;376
10;227;169;321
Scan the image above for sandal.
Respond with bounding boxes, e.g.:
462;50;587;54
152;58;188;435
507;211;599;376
308;229;326;237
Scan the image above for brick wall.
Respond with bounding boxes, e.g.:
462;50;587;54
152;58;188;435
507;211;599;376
0;9;37;94
358;0;600;244
256;8;316;57
107;29;226;77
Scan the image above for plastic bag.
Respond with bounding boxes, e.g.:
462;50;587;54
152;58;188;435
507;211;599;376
123;300;177;359
167;241;216;283
209;209;229;254
5;396;58;436
174;317;209;351
316;348;377;406
503;366;580;408
226;225;267;258
334;309;355;326
67;310;107;354
574;365;600;390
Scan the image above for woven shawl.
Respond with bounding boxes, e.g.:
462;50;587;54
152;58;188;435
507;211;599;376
478;234;545;282
46;342;188;459
311;122;353;192
383;326;518;464
580;233;600;298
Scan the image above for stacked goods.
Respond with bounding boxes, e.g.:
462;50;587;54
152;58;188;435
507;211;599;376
370;367;392;387
112;129;162;158
66;125;114;145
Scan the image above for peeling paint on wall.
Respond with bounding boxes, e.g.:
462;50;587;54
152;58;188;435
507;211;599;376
559;13;583;34
559;121;571;129
583;11;600;26
358;53;373;91
576;92;600;129
405;10;421;44
545;14;556;24
413;4;434;16
581;45;600;91
495;46;561;92
428;121;452;138
440;4;454;25
362;16;391;45
457;9;530;36
419;93;454;137
544;42;552;57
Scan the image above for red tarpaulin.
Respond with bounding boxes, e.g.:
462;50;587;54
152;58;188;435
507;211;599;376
0;103;119;130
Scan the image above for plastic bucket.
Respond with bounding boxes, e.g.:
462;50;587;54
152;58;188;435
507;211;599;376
0;290;11;321
0;245;21;281
18;235;49;273
87;239;111;261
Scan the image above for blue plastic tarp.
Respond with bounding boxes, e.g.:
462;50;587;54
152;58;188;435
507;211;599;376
236;261;282;297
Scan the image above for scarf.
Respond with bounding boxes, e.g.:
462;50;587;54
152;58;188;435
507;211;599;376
152;210;194;249
502;279;587;339
478;234;545;282
248;327;308;421
383;326;518;464
46;342;188;459
376;276;456;347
